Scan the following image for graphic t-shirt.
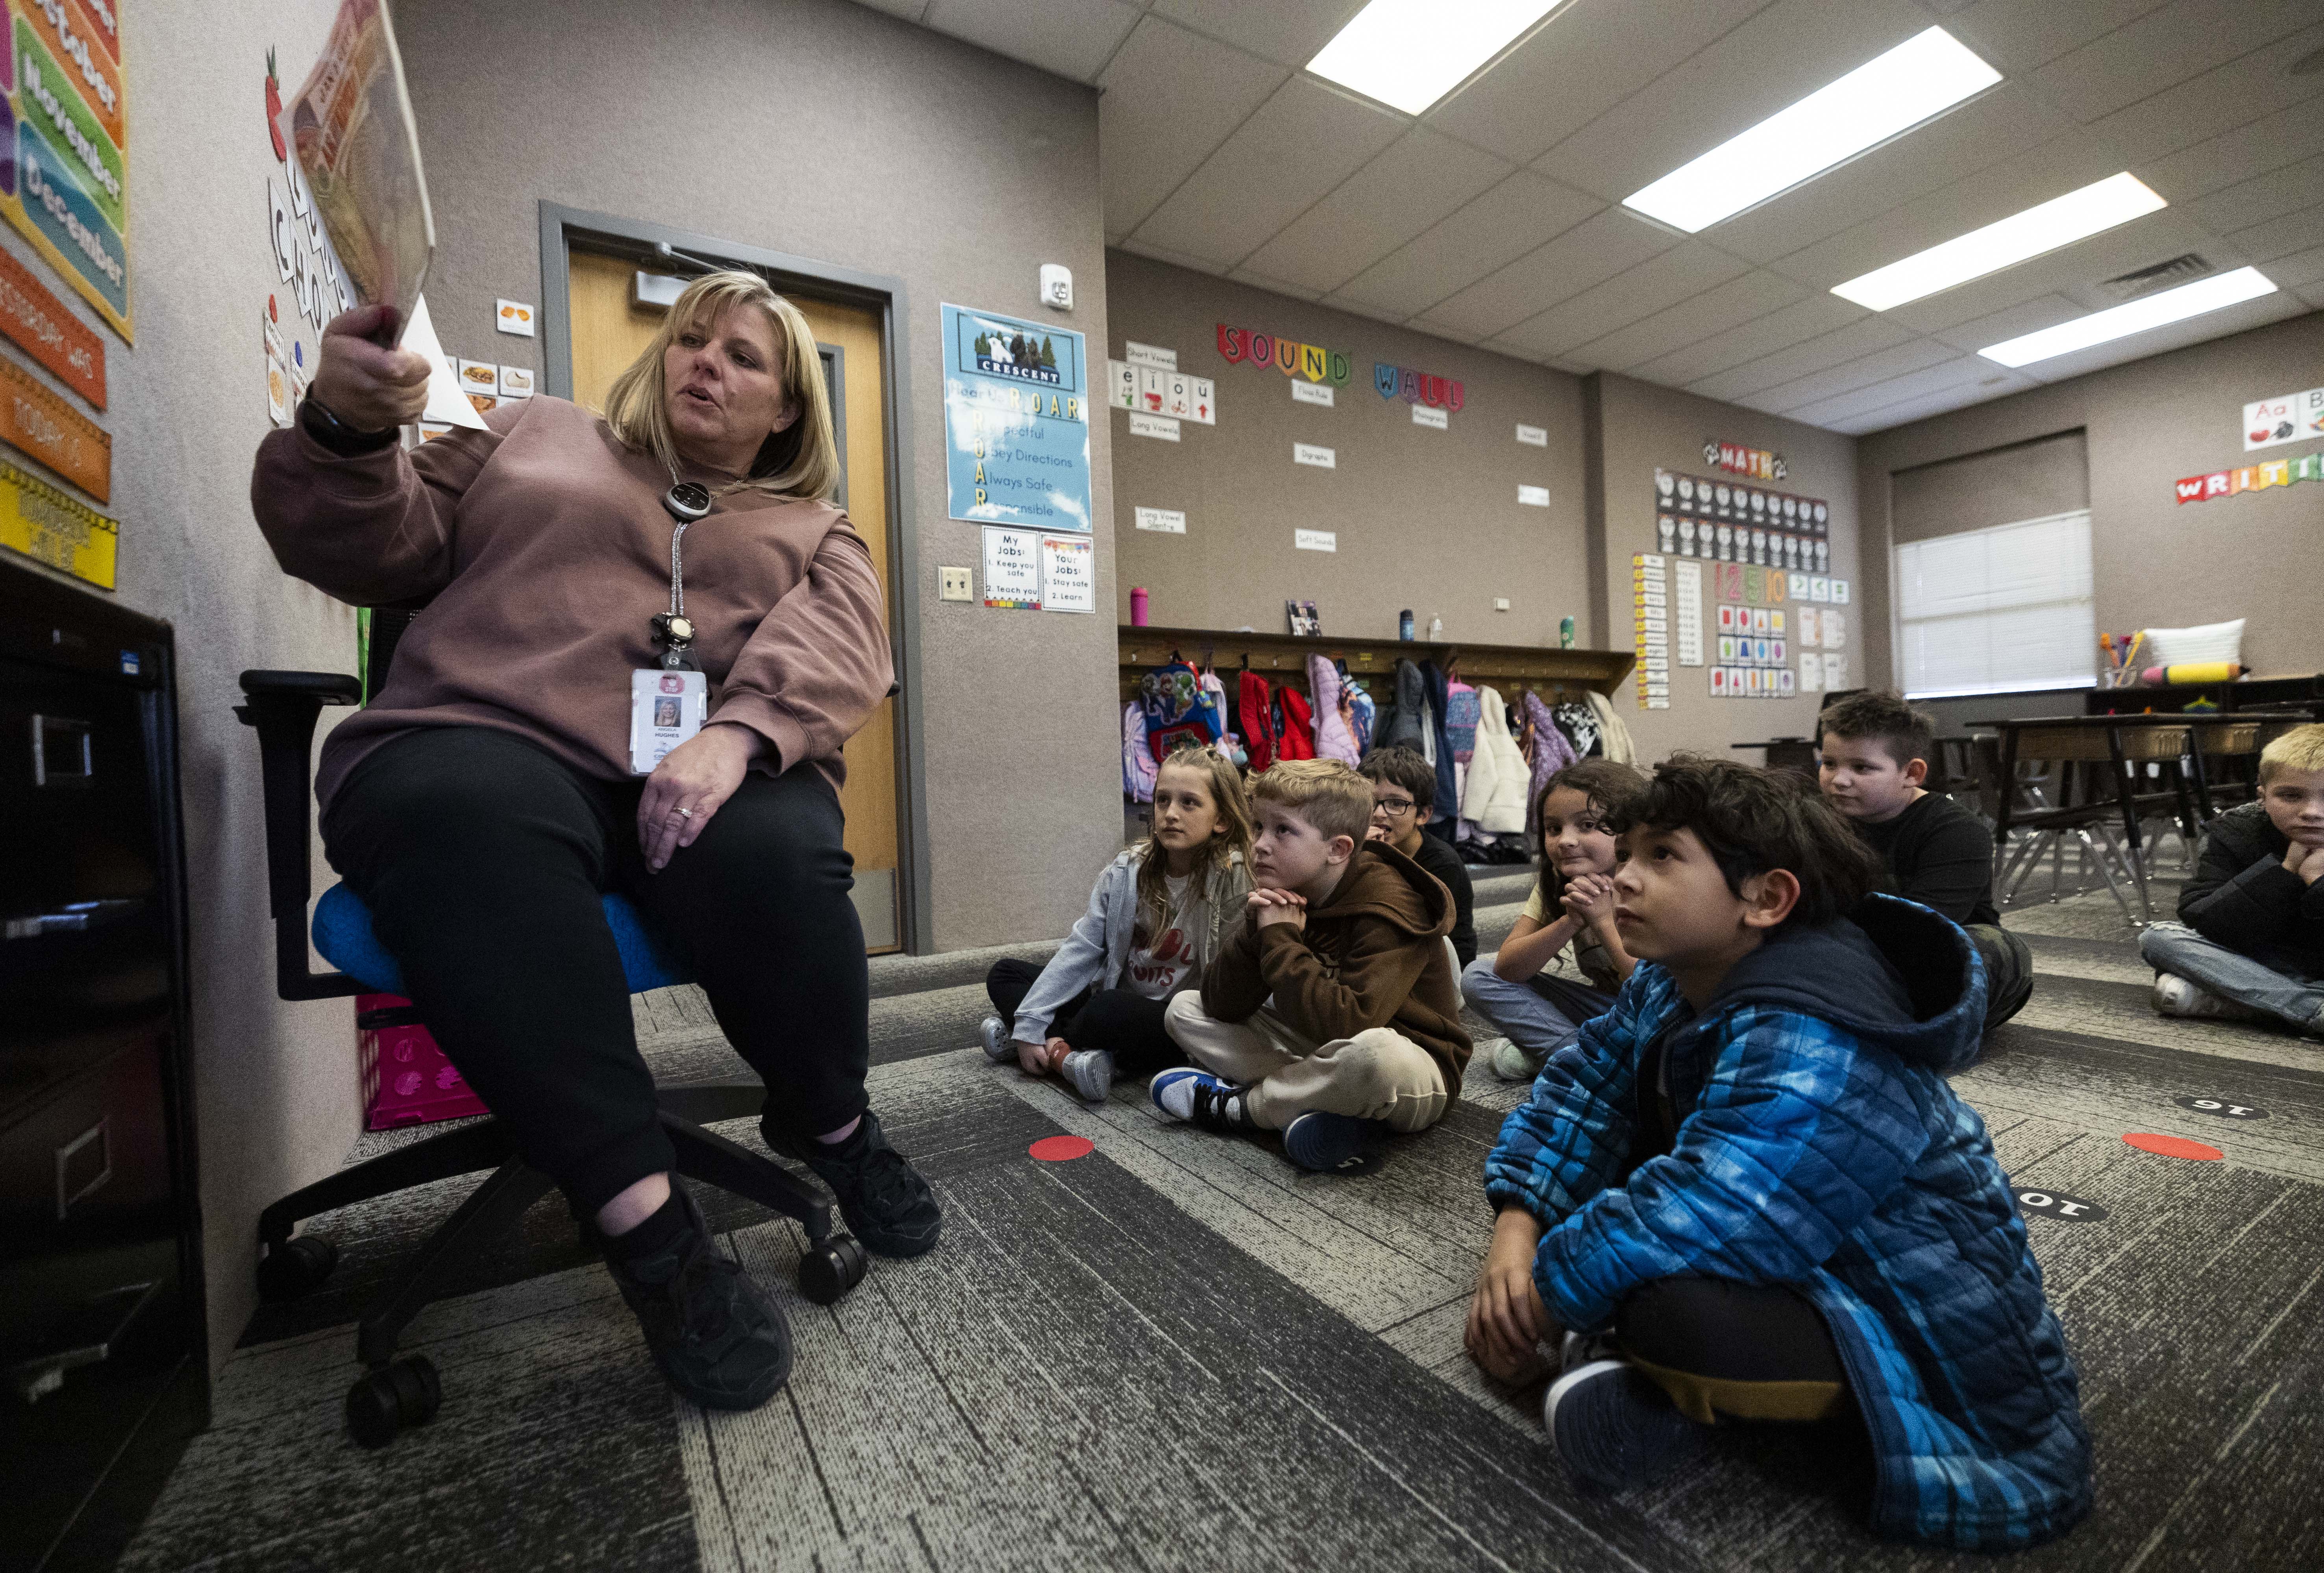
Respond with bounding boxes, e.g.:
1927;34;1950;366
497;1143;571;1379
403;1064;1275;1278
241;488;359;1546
1521;879;1621;992
1126;873;1205;1000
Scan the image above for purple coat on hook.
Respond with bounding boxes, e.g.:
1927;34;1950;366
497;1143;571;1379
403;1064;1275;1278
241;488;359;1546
1523;690;1578;830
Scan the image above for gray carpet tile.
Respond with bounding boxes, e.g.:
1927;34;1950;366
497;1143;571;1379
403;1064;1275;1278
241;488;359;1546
133;878;2324;1573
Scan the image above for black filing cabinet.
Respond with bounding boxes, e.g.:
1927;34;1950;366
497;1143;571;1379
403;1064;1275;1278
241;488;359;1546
1;559;205;1572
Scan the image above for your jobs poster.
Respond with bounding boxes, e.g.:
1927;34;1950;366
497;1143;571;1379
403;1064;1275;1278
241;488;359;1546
2;0;129;340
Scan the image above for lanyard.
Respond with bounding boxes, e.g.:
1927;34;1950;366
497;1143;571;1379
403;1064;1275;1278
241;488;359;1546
651;479;713;668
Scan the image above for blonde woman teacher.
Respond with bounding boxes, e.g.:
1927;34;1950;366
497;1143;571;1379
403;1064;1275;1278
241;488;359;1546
252;274;936;1413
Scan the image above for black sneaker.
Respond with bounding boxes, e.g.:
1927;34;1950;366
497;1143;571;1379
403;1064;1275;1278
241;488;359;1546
762;1110;942;1259
1544;1356;1712;1491
1281;1110;1391;1175
601;1187;792;1411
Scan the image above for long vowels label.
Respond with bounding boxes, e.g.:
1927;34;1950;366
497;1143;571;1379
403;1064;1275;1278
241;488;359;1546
0;246;103;406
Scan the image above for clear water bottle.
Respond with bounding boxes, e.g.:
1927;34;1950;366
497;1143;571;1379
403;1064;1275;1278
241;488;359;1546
1398;608;1414;641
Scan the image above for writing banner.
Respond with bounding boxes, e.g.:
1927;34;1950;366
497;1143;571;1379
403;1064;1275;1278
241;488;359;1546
943;302;1090;531
0;453;116;587
3;0;130;341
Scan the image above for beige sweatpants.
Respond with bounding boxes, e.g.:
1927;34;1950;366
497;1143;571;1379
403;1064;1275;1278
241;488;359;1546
1162;993;1449;1133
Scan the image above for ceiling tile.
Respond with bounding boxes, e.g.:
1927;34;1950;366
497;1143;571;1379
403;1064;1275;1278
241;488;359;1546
2266;241;2324;289
921;0;1144;81
1414;207;1675;340
1132;79;1408;267
1149;0;1371;70
1486;242;1751;359
1627;293;1866;385
1687;316;1916;402
2297;281;2324;309
2079;16;2324;166
2141;97;2324;203
1530;0;1943;205
1710;86;2081;267
1223;267;1323;302
2035;0;2320;124
1114;237;1231;276
1746;337;1961;415
1940;0;2171;74
2188;152;2324;237
854;0;931;20
1327;170;1604;318
1832;376;2033;435
1779;354;1999;426
1423;0;1775;165
1098;18;1288;240
1563;269;1809;372
1237;130;1514;294
2228;200;2324;263
1923;293;2094;356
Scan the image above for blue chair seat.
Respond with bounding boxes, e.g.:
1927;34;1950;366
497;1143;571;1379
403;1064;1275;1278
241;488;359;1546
313;882;691;998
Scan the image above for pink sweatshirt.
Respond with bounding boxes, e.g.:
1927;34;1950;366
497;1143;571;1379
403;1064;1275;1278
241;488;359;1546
251;396;893;807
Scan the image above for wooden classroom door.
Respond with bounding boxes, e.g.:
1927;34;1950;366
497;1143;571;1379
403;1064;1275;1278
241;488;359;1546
566;248;904;951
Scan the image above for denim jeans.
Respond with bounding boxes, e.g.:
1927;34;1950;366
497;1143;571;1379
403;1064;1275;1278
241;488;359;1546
2139;922;2324;1032
1461;956;1616;1059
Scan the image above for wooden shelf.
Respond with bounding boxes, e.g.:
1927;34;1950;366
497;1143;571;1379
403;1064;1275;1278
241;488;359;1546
1119;624;1634;704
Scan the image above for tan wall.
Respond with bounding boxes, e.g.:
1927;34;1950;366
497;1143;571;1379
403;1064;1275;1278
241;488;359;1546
1590;373;1865;763
1858;311;2324;689
396;0;1120;951
3;1;368;1372
1104;251;1589;647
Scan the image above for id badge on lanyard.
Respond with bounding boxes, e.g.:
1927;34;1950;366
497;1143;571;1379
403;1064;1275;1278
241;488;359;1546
631;479;714;776
630;668;707;774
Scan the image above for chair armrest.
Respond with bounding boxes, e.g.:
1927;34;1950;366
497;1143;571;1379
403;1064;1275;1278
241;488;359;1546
235;668;365;1001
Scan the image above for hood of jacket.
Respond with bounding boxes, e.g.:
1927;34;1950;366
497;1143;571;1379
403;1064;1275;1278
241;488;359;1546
1700;893;1986;1075
1311;839;1455;942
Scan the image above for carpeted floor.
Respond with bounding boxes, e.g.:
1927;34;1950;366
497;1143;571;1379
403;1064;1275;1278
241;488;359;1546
124;867;2324;1572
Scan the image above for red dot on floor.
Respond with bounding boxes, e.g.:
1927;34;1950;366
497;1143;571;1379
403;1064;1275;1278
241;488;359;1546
1029;1135;1095;1162
2124;1132;2223;1161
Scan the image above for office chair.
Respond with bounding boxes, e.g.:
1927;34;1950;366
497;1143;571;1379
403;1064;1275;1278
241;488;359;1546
234;665;869;1449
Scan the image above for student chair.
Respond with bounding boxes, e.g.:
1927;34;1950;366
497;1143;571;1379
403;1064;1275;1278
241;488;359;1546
1991;724;2196;925
235;668;869;1449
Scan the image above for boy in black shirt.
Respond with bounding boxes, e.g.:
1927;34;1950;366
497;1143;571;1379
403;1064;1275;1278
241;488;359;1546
1817;691;2032;1032
1360;747;1477;966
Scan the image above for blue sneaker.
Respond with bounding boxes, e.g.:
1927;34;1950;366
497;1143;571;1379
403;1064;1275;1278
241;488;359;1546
1544;1357;1711;1492
1280;1111;1391;1175
1149;1068;1249;1132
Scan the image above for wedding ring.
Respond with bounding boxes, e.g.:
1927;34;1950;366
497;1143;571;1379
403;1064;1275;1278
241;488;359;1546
674;807;694;819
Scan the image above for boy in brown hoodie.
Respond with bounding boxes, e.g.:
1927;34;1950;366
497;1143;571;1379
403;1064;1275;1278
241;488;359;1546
1155;759;1470;1173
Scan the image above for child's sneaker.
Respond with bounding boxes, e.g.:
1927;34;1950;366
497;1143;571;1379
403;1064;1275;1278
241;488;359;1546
1060;1048;1114;1103
979;1016;1012;1062
1281;1110;1391;1175
1150;1068;1250;1132
1491;1039;1547;1082
2152;974;2266;1022
1544;1356;1712;1493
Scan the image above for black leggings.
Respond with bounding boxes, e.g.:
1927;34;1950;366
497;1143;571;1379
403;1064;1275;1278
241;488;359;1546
984;959;1178;1078
322;726;871;1216
1616;1277;1852;1425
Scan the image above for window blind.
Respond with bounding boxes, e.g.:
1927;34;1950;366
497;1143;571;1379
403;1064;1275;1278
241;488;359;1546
1894;510;2095;698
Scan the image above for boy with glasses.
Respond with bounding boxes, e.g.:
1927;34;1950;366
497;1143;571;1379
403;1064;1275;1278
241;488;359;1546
1358;747;1476;965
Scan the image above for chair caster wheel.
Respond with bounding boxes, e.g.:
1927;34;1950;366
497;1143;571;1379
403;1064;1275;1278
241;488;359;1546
346;1355;440;1449
257;1235;338;1302
797;1234;869;1306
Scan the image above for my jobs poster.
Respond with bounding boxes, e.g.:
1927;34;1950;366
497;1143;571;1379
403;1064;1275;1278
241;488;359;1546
2;0;129;340
942;302;1093;612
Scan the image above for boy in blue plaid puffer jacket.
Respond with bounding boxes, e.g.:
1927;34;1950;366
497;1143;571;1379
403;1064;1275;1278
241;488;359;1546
1469;756;2089;1552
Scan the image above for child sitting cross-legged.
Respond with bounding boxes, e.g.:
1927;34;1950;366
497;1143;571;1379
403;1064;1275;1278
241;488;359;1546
981;745;1253;1101
1151;758;1470;1175
1468;756;2090;1551
2139;721;2324;1035
1465;760;1646;1083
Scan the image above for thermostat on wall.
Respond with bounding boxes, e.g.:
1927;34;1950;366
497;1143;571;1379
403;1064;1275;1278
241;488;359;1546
1039;264;1073;311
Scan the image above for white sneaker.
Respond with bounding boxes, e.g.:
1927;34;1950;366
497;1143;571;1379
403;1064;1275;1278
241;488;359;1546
1060;1049;1114;1104
978;1016;1012;1062
2152;975;2265;1022
1491;1039;1547;1083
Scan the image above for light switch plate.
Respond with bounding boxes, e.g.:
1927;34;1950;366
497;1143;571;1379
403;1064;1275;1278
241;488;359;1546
939;566;973;602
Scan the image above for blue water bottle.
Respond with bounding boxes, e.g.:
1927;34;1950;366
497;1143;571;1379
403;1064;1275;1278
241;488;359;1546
1399;608;1414;642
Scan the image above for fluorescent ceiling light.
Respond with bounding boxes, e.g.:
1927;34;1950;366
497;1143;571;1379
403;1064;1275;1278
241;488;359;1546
1833;173;2167;311
1979;267;2278;367
1306;0;1562;117
1624;28;2001;233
